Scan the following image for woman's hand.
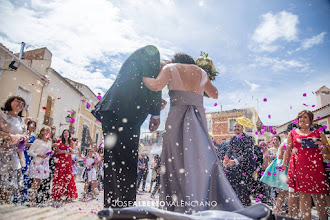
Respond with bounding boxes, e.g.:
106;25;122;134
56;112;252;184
161;99;167;110
37;154;48;159
3;134;11;142
24;135;29;142
9;134;24;145
24;117;33;124
315;140;328;153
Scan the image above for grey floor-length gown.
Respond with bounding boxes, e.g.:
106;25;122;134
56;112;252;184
159;64;243;214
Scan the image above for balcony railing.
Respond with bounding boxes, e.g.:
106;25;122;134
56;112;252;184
43;115;54;126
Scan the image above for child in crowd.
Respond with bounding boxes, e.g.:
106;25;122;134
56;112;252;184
82;148;98;200
27;127;52;206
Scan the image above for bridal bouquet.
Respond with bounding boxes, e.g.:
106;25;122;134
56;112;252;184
195;51;218;81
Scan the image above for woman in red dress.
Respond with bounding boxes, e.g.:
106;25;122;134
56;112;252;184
51;129;78;203
282;110;329;220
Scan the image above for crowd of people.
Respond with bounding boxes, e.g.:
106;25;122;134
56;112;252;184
136;154;161;199
0;96;104;207
213;110;330;219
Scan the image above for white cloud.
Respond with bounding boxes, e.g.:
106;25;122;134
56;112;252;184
245;80;260;91
0;0;176;95
250;56;307;72
251;11;299;52
297;32;326;51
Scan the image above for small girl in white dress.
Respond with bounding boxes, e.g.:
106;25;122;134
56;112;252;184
82;148;98;199
28;127;52;206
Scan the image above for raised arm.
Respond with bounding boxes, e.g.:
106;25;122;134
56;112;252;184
204;78;218;99
281;132;293;168
143;65;171;91
278;141;286;160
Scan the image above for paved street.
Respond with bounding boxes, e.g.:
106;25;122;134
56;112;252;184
60;180;160;215
58;180;319;219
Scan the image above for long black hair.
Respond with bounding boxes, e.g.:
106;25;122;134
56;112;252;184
61;129;72;145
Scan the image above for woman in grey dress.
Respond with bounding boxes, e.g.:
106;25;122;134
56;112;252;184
143;53;244;214
0;96;27;203
97;54;272;219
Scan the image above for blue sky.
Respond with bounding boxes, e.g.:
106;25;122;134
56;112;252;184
0;0;329;134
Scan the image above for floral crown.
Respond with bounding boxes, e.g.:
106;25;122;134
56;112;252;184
195;51;218;81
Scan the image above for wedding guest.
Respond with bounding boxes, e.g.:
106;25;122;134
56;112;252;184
0;96;28;203
50;126;57;143
91;144;102;194
28;127;52;206
214;138;229;166
51;129;78;203
71;138;79;181
224;121;255;206
149;155;159;193
36;125;57;204
266;136;281;204
82;148;98;200
137;154;149;192
96;147;104;191
260;135;289;216
281;110;329;220
136;156;143;192
319;141;330;215
21;119;37;202
257;141;272;204
251;138;264;198
150;156;161;199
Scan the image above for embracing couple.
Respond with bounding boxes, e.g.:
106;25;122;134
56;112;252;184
93;45;271;219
